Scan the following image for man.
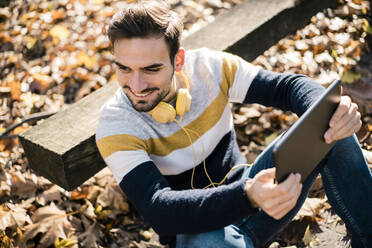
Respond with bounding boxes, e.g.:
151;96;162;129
95;1;372;247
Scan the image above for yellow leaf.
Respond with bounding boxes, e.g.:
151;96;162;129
331;49;338;59
109;73;116;82
352;0;363;4
13;125;29;135
363;20;372;35
26;37;37;49
302;225;314;245
76;52;97;70
341;70;361;84
265;132;278;146
50;25;70;40
54;237;77;248
90;0;104;4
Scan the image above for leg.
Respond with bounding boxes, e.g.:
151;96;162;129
240;134;372;248
175;224;254;248
319;135;372;248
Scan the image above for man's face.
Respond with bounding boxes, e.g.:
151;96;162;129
113;37;177;112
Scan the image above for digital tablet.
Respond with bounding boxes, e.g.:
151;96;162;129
273;80;341;183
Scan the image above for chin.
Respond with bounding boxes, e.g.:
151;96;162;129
132;101;159;112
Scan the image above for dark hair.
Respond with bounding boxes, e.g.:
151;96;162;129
107;0;183;65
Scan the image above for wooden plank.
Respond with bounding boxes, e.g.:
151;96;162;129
19;0;338;191
183;0;338;61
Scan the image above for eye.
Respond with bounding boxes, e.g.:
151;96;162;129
119;66;131;73
145;68;160;73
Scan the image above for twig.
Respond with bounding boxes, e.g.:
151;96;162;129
0;111;56;139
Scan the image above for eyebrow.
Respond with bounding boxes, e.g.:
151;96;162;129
114;61;164;70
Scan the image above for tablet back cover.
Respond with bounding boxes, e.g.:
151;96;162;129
273;80;341;183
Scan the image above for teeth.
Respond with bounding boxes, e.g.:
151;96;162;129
133;91;151;97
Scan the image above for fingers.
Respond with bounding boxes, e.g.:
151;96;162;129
324;96;362;143
260;173;302;219
270;177;303;219
329;95;351;128
329;109;361;141
254;167;276;183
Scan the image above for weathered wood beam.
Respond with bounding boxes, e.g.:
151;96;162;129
19;0;338;191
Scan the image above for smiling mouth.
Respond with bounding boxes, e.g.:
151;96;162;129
128;88;158;100
132;91;152;97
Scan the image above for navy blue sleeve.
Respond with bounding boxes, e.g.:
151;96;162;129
245;69;325;116
120;161;257;236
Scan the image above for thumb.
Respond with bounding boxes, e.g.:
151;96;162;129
254;168;276;182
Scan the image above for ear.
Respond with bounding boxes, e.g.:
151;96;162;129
174;48;185;72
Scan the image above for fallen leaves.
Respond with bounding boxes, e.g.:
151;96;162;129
0;204;32;231
0;0;371;247
294;197;329;222
50;25;70;43
21;203;74;247
54;237;78;248
341;70;361;83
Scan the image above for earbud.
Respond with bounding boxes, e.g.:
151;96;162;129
148;71;191;123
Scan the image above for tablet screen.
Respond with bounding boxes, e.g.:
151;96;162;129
273;80;341;183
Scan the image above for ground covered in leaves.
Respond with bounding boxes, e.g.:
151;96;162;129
1;0;372;247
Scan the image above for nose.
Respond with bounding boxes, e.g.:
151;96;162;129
129;72;148;93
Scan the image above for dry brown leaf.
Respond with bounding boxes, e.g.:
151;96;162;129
31;73;52;93
0;139;12;152
21;203;73;247
9;80;21;101
362;149;372;164
10;170;38;198
92;167;114;187
37;185;62;206
79;221;102;248
70;186;90;200
96;184;130;213
294;198;327;222
0;204;32;231
0;232;13;248
302;224;318;246
80;201;96;220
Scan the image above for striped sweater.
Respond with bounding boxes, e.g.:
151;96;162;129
95;47;325;245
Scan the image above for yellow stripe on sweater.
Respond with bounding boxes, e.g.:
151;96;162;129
97;56;238;159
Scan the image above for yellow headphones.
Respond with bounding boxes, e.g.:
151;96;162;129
148;70;252;189
148;71;192;123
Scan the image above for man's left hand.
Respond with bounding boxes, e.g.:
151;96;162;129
324;95;362;144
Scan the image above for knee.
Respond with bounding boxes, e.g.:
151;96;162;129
330;135;361;158
325;134;367;170
334;134;359;149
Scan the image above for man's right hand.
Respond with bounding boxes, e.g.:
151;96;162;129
244;168;302;220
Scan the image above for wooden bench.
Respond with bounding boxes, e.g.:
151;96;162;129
19;0;338;191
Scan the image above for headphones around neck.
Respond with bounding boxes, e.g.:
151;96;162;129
147;71;191;123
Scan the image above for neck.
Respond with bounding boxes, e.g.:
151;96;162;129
162;72;178;103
